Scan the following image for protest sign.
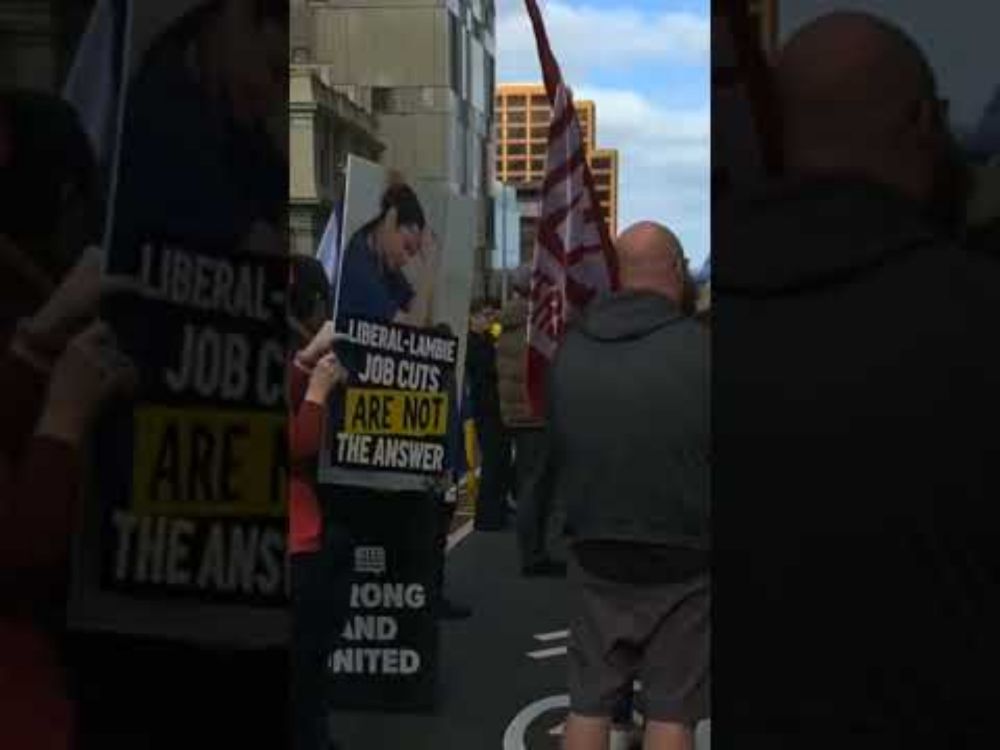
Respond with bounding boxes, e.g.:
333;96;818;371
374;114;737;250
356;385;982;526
318;156;476;490
326;489;440;711
311;157;476;709
328;318;458;477
67;0;289;646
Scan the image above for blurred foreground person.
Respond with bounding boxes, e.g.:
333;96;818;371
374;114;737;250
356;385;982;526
0;90;135;750
715;12;1000;745
552;223;709;750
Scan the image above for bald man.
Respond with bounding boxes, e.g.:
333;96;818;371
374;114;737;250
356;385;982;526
715;11;1000;744
774;12;968;229
548;222;708;750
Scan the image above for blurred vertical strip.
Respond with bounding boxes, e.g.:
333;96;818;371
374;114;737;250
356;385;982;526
712;0;782;199
62;0;128;180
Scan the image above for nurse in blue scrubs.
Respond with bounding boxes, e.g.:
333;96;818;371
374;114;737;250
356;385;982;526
336;181;439;327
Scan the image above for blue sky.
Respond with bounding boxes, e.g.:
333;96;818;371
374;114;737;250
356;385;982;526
495;0;710;267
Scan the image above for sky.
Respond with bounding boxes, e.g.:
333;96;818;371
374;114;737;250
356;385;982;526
495;0;710;267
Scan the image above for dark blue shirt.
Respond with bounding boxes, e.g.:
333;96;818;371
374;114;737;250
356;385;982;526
336;226;414;323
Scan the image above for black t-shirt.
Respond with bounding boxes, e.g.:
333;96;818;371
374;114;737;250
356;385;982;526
572;540;708;585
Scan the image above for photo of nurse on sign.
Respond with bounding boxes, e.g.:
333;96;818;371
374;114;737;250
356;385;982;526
336;175;439;328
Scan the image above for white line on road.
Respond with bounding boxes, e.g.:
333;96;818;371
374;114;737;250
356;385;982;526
446;518;474;553
533;629;569;642
503;694;570;750
527;645;568;660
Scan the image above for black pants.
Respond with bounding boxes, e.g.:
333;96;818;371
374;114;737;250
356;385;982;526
291;524;353;750
434;498;458;605
474;410;512;530
513;427;553;567
70;635;287;749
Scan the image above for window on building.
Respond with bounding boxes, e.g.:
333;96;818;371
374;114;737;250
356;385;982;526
507;143;527;156
508;95;527;107
449;11;462;95
373;87;392;113
530;125;549;140
507;110;526;124
531;158;545;171
484;53;495;113
507;127;527;140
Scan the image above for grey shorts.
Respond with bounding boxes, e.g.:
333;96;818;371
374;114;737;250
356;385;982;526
567;552;710;723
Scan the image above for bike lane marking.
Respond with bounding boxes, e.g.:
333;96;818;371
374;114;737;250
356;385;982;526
503;694;570;750
534;629;569;642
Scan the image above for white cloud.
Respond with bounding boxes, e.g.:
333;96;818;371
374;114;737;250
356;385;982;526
493;1;711;265
496;0;709;82
576;86;710;264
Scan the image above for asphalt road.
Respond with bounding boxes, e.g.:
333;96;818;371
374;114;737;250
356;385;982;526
329;525;711;749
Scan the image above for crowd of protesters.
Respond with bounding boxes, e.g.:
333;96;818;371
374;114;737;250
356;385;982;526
0;89;137;750
16;3;1000;749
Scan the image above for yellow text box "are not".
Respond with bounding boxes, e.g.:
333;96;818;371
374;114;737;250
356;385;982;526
132;406;286;518
344;388;449;438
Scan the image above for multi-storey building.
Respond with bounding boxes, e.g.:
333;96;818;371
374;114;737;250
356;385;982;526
289;67;384;257
292;0;497;290
495;83;619;263
590;148;620;239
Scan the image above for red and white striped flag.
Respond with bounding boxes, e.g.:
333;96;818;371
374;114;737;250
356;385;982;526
712;0;782;197
523;0;620;419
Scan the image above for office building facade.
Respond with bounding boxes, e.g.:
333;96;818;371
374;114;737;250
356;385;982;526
291;0;497;289
289;67;384;257
495;83;619;262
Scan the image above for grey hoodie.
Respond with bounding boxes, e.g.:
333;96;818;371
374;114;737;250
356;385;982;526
548;290;710;549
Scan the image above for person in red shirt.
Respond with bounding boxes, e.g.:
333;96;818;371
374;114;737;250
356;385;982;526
288;256;350;750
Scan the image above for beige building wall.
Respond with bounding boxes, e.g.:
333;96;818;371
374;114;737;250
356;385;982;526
296;0;497;292
288;67;383;257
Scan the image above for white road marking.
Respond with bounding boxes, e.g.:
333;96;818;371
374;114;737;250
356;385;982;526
446;518;474;553
533;629;569;642
503;694;570;750
527;645;568;660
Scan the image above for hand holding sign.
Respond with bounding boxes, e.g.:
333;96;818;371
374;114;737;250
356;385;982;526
306;352;349;406
298;321;340;368
18;245;152;359
36;322;137;444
